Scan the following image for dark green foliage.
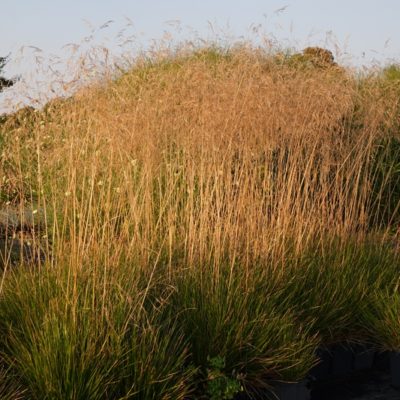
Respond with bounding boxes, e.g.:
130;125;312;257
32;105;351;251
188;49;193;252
206;356;243;400
0;56;15;92
369;136;400;229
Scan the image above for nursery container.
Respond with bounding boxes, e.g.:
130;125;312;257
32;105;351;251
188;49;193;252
331;344;353;377
353;345;375;371
374;351;390;371
272;380;310;400
390;351;400;389
308;347;332;381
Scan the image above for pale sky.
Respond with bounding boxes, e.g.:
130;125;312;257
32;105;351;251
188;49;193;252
1;0;399;112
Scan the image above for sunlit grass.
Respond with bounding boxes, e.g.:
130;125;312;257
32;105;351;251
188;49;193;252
0;41;398;398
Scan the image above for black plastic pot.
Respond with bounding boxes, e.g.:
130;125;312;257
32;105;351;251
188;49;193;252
353;345;375;371
331;344;353;377
374;351;390;371
272;380;310;400
308;347;332;381
390;351;400;389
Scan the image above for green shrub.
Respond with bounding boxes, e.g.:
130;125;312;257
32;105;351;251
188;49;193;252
282;46;339;70
205;356;243;400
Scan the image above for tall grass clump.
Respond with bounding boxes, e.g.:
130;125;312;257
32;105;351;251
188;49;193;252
0;40;399;397
271;239;399;345
168;265;318;396
1;44;399;261
0;265;195;399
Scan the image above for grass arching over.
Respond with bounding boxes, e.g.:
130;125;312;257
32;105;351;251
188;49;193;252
271;239;400;345
0;43;399;398
167;264;319;393
0;265;196;400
